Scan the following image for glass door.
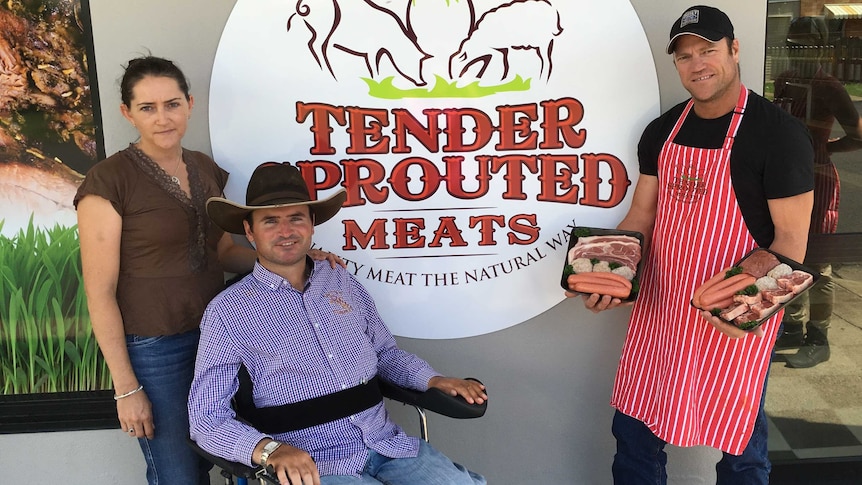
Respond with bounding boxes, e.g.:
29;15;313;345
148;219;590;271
764;2;862;476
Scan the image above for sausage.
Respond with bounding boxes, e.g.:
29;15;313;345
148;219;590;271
701;281;755;308
567;273;630;291
700;273;752;300
700;274;756;308
571;281;631;299
700;297;734;311
568;272;632;290
692;266;735;307
586;271;633;288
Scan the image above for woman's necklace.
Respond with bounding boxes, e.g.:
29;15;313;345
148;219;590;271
169;156;182;186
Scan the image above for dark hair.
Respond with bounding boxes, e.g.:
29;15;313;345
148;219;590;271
120;56;191;107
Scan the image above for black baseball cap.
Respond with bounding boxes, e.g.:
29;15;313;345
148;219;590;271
666;5;735;54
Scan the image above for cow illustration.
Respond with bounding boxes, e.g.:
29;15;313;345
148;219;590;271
450;0;563;82
287;0;430;86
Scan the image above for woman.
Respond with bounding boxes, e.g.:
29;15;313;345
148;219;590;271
75;56;337;484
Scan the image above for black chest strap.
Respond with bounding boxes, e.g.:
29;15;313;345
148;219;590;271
238;375;383;434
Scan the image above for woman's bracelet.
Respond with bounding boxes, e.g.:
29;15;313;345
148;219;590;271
113;385;144;400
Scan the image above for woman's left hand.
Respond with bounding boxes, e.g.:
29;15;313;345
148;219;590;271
308;249;346;268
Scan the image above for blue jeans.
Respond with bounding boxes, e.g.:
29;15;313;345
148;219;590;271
127;330;211;485
611;379;770;484
320;440;486;484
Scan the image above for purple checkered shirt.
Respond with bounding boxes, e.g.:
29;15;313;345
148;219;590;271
188;260;440;477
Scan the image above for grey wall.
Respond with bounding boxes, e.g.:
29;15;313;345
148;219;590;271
0;1;766;483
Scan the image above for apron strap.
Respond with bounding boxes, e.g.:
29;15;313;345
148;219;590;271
723;84;749;151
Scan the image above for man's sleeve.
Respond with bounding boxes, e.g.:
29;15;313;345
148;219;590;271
188;304;268;467
637;117;663;177
349;276;440;391
763;116;815;199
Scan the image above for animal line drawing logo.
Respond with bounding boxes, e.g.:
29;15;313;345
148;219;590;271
286;0;563;98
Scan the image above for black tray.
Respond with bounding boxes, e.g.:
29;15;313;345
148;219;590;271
694;247;821;331
560;227;645;301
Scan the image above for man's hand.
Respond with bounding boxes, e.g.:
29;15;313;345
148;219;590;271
699;310;765;338
256;441;320;485
428;376;487;405
566;291;632;313
307;249;346;268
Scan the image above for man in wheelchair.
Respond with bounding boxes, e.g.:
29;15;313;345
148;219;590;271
188;162;487;485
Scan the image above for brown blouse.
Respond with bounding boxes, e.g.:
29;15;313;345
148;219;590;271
74;145;229;336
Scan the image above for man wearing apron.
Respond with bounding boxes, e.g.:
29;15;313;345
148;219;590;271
576;6;814;484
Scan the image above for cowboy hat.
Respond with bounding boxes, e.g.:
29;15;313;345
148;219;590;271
207;162;346;234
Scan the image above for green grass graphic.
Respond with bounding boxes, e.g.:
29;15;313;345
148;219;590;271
0;218;110;394
364;75;532;99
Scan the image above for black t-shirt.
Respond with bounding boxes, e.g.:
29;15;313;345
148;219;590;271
637;91;814;247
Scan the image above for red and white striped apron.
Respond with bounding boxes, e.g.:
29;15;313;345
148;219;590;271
610;85;781;455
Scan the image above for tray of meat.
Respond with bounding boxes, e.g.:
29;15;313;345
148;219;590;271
561;227;644;301
691;247;820;331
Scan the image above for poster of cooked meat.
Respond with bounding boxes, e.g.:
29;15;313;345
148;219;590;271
0;0;101;236
1;0;107;396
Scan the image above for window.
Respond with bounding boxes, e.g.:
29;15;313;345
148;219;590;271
763;1;862;476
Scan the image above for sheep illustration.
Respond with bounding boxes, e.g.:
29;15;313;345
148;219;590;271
450;0;563;82
287;0;430;86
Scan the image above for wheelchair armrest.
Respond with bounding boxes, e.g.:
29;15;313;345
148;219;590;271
186;436;276;483
379;378;487;419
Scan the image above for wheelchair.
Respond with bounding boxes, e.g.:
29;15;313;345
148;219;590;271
188;366;487;485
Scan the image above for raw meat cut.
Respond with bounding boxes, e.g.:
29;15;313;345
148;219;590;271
567;235;641;272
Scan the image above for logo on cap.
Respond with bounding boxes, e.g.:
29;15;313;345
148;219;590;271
680;9;699;28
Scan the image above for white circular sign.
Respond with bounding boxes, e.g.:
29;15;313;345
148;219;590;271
211;0;659;338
